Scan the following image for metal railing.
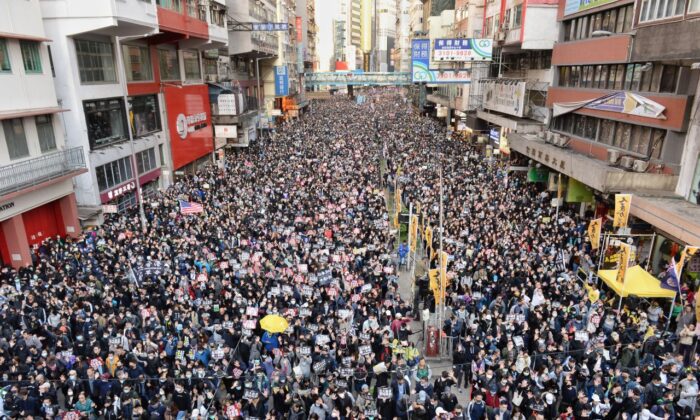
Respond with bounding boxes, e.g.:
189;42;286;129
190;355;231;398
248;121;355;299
0;147;86;197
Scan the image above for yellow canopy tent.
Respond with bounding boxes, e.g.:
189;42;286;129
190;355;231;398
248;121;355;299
597;265;676;299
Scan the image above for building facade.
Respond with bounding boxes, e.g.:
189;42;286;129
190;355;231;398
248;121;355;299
0;0;87;267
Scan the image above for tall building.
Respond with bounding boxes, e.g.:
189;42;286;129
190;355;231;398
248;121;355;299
41;0;227;223
394;0;412;72
0;0;87;268
375;0;398;72
508;0;700;255
333;18;348;68
361;0;374;70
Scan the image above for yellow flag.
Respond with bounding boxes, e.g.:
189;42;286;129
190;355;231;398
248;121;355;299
409;215;419;252
613;194;632;228
425;226;433;249
616;243;631;284
677;246;699;274
429;268;440;304
587;218;602;250
440;251;449;287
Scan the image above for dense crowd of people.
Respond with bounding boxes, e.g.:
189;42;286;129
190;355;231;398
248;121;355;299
0;90;697;420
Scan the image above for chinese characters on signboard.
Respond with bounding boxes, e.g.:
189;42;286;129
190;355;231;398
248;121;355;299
275;66;289;96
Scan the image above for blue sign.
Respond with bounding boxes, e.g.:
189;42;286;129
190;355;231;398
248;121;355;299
252;22;289;31
489;128;500;142
275;66;289;96
411;39;472;84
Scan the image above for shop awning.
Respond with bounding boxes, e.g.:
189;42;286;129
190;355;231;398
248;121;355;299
597;265;676;299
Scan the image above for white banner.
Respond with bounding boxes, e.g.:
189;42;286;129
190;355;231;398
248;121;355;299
214;125;237;138
217;94;238;115
482;80;527;117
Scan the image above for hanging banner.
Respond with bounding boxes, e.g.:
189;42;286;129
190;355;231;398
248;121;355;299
409;215;419;252
440;251;449;287
613;194;632;228
565;0;617;16
587;218;602;250
481;80;527;117
499;132;510;154
433;38;493;61
616;243;631;284
425;226;433;250
677;246;699;274
411;39;472;84
553;92;666;119
274;66;289;96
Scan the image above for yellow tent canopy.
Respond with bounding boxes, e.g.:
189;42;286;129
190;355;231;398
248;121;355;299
597;265;676;299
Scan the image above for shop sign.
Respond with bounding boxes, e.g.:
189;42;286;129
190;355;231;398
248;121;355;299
214;125;237;138
164;85;214;170
489;127;500;142
433;38;493;61
275;66;289;96
482;80;527;117
103;181;136;202
217;94;238;115
102;205;118;214
524;145;567;171
0;201;15;215
296;16;303;43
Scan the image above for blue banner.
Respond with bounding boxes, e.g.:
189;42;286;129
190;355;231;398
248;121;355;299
275;66;289;96
411;39;472;84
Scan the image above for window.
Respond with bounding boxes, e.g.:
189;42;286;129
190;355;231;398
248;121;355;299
122;45;152;82
136;148;158;174
513;4;523;27
157;0;182;12
48;45;55;77
75;39;117;83
35;115;56;152
20;41;42;74
599;120;615;145
690;0;700;12
639;0;686;21
3;118;29;159
0;39;10;72
649;129;665;159
659;65;679;93
128;95;161;136
84;98;128;149
211;4;226;26
183;50;201;80
158;48;180;81
96;156;134;192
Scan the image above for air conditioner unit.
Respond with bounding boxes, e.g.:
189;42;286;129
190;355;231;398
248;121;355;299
619;156;635;170
632;159;649;173
555;136;570;148
496;31;506;42
607;149;620;165
537;131;546;140
546;131;555;142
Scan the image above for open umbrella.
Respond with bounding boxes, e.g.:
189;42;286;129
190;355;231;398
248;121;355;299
260;314;289;333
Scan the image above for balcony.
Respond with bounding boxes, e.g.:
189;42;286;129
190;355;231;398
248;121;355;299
39;0;158;37
0;147;87;199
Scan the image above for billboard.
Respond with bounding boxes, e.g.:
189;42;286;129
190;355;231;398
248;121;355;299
564;0;616;16
164;85;214;170
482;80;527;117
411;39;472;84
433;38;493;61
275;66;289;96
214;125;238;138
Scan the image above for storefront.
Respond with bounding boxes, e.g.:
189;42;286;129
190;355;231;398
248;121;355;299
0;181;80;267
98;167;162;213
163;84;214;173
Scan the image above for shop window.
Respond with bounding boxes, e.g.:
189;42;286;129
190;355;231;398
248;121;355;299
513;4;523;27
84;98;128;149
35;115;56;153
0;39;10;72
183;50;201;81
690;0;700;12
75;39;117;83
122;44;152;82
128;95;161;137
630;125;651;155
158;48;180;81
142;181;159;200
20;41;42;74
2;118;29;159
116;191;137;212
136;147;158;174
650;129;665;159
96;156;133;192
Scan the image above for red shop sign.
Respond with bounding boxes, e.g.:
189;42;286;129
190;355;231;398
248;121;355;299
164;84;214;170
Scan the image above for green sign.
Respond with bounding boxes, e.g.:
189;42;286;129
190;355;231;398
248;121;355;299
564;0;617;16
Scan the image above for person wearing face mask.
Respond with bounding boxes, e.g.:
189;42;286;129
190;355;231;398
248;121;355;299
172;383;192;419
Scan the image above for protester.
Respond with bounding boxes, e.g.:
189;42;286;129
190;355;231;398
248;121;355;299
0;89;698;419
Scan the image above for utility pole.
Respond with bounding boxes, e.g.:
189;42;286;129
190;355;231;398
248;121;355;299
437;164;445;354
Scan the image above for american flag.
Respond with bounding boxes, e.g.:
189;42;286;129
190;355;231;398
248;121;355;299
179;199;203;215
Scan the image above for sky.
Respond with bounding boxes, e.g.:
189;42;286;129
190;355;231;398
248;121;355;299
316;0;340;71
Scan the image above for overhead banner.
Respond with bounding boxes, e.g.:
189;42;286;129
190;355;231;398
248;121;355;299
553;92;666;119
482;79;527;117
564;0;617;16
274;66;289;96
613;194;632;228
252;22;290;31
411;39;472;84
433;38;493;61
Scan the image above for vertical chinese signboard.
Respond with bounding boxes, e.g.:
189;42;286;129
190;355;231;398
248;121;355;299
275;66;289;96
